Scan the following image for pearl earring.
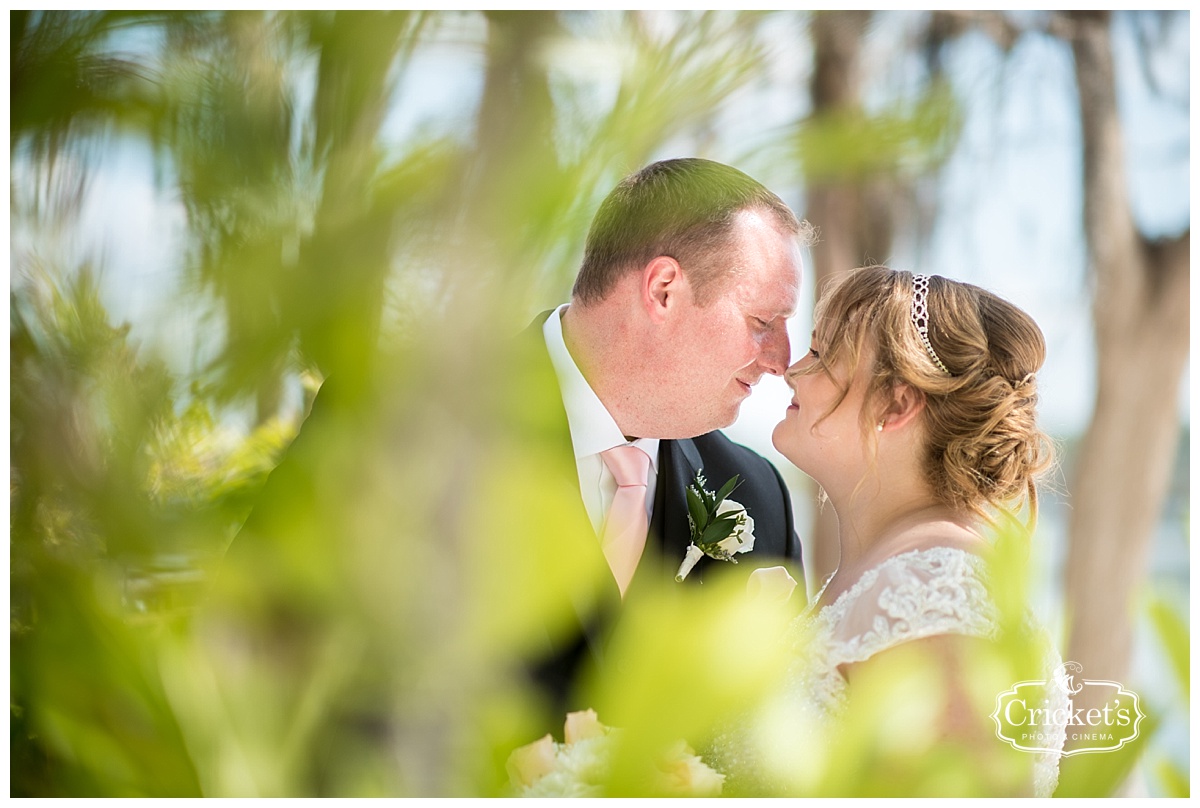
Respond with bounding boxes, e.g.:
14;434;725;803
876;421;884;432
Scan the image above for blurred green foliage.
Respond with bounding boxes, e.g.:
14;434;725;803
1053;712;1160;798
9;9;1166;798
1140;585;1190;796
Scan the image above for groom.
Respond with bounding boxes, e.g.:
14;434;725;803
521;157;809;709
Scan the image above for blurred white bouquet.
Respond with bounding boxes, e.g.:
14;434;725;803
506;709;725;797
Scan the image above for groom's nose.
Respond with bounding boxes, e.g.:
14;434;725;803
759;325;790;376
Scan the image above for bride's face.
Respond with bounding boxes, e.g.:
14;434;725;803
772;334;875;489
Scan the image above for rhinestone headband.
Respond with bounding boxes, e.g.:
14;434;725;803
911;274;951;375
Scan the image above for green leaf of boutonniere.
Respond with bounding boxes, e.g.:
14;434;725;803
686;483;707;535
699;515;739;547
714;474;741;505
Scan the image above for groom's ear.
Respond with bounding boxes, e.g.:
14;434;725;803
642;256;684;322
878;382;925;432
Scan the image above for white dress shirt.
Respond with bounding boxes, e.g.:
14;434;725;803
542;304;660;534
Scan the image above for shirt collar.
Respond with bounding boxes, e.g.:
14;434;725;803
542;304;660;468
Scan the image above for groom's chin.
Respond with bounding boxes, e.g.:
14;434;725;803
657;412;735;440
710;404;741;433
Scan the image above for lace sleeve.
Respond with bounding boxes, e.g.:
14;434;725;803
827;547;998;669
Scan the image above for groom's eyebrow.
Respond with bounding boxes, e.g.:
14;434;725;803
765;291;799;320
761;306;795;321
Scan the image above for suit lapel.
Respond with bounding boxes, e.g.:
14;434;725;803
637;437;704;589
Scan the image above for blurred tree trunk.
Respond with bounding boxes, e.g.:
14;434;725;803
1061;10;1190;722
465;12;559;257
919;12;1189;733
296;11;416;398
804;10;896;585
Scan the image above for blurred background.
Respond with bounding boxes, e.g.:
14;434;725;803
9;10;1190;797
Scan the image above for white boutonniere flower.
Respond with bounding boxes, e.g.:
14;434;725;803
675;472;756;582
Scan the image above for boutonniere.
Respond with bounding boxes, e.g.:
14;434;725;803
675;471;756;582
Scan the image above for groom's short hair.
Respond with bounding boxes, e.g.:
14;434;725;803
572;158;804;305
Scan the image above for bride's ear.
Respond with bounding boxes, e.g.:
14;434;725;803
877;382;925;432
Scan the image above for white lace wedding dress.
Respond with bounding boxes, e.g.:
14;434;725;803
711;546;1067;797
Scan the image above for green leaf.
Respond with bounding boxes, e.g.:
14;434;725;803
1053;709;1159;797
699;516;738;547
1146;594;1189;701
714;475;741;504
685;486;707;539
1152;757;1189;798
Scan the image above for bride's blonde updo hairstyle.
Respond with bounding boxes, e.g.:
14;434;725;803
805;265;1053;525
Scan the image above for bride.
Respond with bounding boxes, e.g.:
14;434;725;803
714;267;1066;796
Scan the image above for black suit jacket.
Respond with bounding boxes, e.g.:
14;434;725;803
520;311;804;714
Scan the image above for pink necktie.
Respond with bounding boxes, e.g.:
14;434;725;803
599;445;652;598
